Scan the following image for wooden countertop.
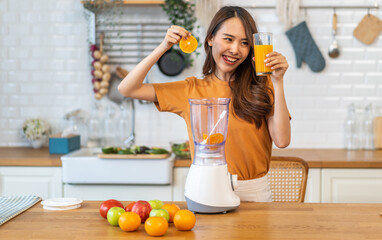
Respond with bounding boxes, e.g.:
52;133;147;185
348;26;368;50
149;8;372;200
176;148;382;168
0;147;62;166
1;147;382;168
1;201;382;239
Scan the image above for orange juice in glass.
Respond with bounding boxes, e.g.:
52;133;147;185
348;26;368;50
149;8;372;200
253;32;273;76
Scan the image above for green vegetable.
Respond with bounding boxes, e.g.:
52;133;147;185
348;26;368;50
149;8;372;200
117;148;133;154
102;146;117;154
146;147;169;155
171;141;191;159
131;145;150;154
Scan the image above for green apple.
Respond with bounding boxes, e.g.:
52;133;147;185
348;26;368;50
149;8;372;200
148;199;164;209
107;207;125;226
149;208;170;222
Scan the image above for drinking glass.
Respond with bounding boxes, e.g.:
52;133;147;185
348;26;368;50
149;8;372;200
253;32;273;76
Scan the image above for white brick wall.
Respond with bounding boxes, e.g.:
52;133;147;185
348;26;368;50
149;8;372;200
0;0;381;148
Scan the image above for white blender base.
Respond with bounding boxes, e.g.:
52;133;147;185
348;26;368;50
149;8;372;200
184;164;240;213
185;196;238;213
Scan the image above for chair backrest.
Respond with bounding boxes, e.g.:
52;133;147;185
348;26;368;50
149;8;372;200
268;156;309;203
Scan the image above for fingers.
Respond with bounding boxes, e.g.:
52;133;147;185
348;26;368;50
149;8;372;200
162;25;191;50
264;52;288;70
166;25;190;42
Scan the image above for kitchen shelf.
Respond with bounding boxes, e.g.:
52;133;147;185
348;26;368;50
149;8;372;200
81;0;164;8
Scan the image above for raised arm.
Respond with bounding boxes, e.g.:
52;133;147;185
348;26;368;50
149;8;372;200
118;25;191;102
263;52;291;148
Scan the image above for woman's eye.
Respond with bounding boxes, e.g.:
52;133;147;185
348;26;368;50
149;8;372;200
224;38;232;41
242;41;249;46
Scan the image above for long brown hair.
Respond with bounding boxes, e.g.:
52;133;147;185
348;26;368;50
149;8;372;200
202;6;273;128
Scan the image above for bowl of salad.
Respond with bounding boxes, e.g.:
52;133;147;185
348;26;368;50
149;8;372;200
170;140;191;159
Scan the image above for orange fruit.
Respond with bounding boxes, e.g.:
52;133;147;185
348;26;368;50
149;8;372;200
161;203;180;223
173;209;196;231
144;216;168;237
203;133;224;144
179;35;198;53
118;212;141;232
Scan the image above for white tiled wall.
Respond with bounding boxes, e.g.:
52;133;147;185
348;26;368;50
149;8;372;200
1;0;381;148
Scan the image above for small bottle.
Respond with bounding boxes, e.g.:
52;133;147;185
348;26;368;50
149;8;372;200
87;102;103;148
103;104;117;146
362;104;374;150
344;104;359;150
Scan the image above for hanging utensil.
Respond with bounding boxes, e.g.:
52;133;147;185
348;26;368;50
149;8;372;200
328;10;340;58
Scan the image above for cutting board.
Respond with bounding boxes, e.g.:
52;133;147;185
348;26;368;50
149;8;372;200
97;153;170;159
374;117;382;149
353;14;382;45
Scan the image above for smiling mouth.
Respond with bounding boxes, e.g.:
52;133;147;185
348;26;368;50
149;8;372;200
223;55;238;64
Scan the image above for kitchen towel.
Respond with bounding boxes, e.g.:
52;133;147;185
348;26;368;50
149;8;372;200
0;195;41;225
286;21;326;72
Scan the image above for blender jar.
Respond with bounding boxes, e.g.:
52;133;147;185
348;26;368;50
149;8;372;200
189;98;230;166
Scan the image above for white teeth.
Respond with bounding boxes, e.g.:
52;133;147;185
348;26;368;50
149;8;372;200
225;56;237;62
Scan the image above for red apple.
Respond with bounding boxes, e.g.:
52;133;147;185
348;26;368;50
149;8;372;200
99;199;124;219
125;201;136;212
131;200;152;223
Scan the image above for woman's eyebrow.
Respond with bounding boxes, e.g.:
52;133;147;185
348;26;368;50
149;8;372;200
222;33;248;41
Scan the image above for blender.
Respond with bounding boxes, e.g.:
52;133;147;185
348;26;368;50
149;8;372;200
184;98;240;213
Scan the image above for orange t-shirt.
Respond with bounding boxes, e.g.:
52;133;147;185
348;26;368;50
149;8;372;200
153;74;273;180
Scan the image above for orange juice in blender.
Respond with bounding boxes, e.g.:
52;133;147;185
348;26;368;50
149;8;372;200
253;33;273;76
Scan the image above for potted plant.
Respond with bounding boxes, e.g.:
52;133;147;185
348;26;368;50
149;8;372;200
161;0;200;68
22;118;51;148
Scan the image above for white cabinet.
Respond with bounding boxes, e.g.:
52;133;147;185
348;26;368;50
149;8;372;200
0;167;62;199
304;168;321;203
64;184;173;201
321;168;382;203
172;168;189;201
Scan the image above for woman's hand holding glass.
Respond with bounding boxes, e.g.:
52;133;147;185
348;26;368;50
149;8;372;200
263;52;289;81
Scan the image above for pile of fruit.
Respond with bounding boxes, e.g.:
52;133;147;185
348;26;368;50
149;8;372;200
102;145;169;155
89;33;111;100
100;199;196;237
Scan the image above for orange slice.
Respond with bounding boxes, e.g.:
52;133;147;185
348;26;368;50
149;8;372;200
179;35;198;54
202;133;224;144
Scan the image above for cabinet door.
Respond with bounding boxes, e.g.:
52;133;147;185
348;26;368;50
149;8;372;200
0;167;62;199
321;168;382;203
304;168;321;203
64;184;172;201
172;168;189;201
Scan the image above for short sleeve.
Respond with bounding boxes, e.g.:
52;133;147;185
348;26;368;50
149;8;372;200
152;79;191;117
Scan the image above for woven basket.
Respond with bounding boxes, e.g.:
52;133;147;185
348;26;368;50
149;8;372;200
268;157;309;203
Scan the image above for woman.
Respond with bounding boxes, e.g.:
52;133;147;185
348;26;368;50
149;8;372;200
118;6;290;202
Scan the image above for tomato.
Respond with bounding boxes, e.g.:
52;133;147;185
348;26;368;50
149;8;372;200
125;201;136;212
99;199;124;219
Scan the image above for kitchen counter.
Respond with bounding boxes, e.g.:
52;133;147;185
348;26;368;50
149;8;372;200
0;147;62;166
1;147;382;168
175;148;382;168
1;201;382;239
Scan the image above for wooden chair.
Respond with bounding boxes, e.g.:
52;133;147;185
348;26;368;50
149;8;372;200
268;156;309;203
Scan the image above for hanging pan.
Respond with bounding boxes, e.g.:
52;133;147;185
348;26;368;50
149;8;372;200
157;49;185;76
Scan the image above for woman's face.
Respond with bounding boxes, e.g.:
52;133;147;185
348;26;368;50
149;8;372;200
208;17;250;81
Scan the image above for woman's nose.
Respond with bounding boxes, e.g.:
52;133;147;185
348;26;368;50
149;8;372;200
229;42;239;55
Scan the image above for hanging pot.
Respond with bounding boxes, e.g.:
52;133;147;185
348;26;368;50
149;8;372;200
157;49;185;76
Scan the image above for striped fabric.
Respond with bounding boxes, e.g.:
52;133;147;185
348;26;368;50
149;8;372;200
0;195;41;225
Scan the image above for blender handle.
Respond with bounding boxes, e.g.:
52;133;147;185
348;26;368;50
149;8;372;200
229;173;238;191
